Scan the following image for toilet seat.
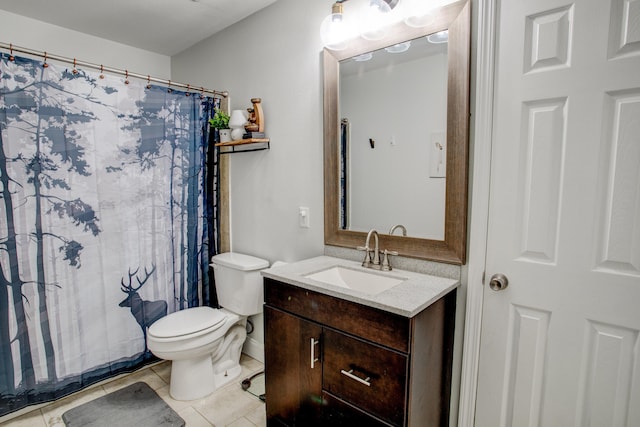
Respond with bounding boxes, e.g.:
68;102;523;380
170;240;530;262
148;306;226;339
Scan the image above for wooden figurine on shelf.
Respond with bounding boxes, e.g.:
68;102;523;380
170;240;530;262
244;98;264;133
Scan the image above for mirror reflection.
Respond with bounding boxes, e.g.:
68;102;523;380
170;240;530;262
338;34;448;239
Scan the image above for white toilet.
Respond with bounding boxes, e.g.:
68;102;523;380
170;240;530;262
147;252;269;401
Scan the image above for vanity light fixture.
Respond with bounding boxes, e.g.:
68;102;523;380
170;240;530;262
320;0;457;50
321;0;400;50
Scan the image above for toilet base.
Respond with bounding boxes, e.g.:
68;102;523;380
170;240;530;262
168;356;243;401
213;359;242;390
169;353;216;401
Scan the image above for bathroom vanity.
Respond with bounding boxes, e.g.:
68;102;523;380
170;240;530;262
262;257;459;427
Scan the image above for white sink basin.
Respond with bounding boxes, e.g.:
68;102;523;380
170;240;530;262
305;266;406;295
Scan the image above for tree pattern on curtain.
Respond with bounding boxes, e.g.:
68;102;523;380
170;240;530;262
0;53;218;416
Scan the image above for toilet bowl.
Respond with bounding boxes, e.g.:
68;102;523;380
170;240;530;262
147;252;269;401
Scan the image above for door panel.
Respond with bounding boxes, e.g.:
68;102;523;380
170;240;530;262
475;0;640;426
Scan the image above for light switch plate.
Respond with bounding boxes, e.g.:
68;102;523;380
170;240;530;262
299;206;310;228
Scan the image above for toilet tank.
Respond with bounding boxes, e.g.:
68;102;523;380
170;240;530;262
211;252;269;316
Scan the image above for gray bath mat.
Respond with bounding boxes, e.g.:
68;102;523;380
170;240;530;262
62;382;184;427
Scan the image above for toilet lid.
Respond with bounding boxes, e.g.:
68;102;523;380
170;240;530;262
148;306;226;338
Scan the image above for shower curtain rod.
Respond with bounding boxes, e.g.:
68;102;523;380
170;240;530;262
0;42;229;98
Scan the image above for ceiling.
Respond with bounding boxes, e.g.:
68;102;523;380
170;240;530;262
0;0;279;56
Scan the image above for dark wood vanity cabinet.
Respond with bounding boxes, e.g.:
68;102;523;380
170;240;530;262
263;278;456;427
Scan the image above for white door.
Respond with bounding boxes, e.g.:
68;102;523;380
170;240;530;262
475;0;640;426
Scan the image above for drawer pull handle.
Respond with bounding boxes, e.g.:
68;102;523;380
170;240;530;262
340;369;371;387
311;338;319;369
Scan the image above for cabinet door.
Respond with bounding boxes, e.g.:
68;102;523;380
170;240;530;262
264;306;323;427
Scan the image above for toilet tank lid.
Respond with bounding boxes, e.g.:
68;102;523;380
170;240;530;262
211;252;269;271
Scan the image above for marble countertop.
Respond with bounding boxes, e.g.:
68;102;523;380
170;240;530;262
261;256;459;317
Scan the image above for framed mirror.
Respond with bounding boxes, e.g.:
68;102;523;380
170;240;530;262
323;0;470;264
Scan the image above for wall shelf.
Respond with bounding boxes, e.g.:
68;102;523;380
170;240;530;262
215;138;270;154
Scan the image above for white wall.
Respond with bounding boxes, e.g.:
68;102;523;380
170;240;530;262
0;10;170;78
171;0;328;266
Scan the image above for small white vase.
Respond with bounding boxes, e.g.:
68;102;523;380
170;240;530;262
231;127;244;141
219;129;232;142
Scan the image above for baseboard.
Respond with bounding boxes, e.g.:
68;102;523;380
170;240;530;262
242;337;264;363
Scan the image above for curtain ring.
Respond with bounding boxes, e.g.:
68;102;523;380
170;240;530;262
9;43;15;61
72;58;78;75
43;52;49;68
167;80;172;93
200;87;205;100
146;75;151;89
99;64;105;79
124;70;129;85
186;84;191;97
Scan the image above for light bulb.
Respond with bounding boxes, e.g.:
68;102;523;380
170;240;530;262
359;5;389;41
360;0;401;41
320;2;355;51
402;0;436;28
369;0;399;13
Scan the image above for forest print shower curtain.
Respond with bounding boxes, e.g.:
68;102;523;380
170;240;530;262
0;53;218;416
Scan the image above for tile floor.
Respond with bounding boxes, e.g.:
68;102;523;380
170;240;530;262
0;355;266;427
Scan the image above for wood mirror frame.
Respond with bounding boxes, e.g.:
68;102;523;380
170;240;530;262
323;0;470;264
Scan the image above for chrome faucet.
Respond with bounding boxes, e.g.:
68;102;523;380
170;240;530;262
357;229;399;271
357;229;380;268
388;224;407;236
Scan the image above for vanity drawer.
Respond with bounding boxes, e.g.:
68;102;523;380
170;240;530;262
264;278;410;353
321;392;394;427
322;328;407;426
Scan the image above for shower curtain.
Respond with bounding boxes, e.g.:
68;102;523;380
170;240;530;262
0;53;219;416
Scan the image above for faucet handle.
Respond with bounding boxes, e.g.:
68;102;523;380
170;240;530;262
357;246;371;267
381;249;399;271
